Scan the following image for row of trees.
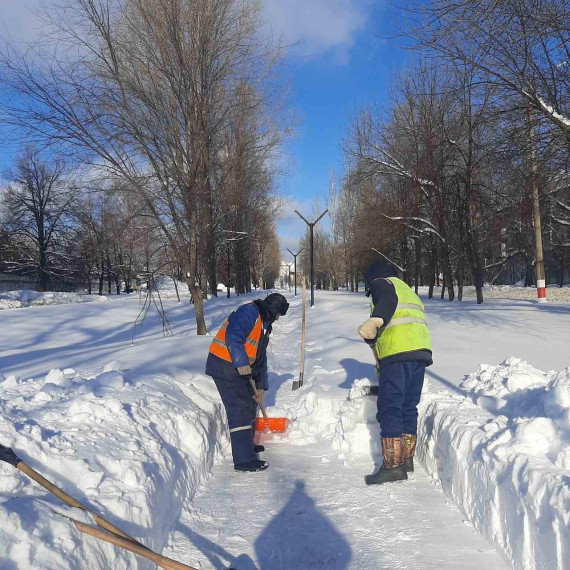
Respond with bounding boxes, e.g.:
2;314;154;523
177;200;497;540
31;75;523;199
297;1;570;303
0;144;283;300
1;0;288;332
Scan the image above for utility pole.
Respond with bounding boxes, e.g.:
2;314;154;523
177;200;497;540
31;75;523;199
285;262;293;292
295;209;328;307
287;248;303;295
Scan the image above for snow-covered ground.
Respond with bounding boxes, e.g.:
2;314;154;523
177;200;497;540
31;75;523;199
1;289;569;569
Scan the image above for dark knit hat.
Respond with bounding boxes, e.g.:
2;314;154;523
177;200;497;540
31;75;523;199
263;292;289;318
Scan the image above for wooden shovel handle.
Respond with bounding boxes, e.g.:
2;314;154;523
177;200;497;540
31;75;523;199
73;521;197;570
18;462;196;570
17;462;138;543
369;343;382;370
248;377;269;422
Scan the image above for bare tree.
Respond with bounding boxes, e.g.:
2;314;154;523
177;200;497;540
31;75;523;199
1;147;75;291
1;0;288;333
400;0;570;297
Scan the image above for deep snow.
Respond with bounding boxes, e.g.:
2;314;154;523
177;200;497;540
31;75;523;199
0;288;569;569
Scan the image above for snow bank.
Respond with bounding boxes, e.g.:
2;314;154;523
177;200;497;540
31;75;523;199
0;363;226;568
0;290;108;310
418;358;570;570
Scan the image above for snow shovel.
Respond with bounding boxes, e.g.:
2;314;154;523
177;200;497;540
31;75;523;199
248;378;289;433
292;276;306;391
0;444;197;570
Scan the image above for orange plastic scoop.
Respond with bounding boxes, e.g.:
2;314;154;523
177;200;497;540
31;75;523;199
254;417;290;433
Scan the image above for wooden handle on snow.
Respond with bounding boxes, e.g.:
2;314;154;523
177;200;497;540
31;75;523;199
73;521;197;570
18;462;136;542
18;462;197;570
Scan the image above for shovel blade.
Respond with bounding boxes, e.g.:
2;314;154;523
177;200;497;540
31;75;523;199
254;417;289;433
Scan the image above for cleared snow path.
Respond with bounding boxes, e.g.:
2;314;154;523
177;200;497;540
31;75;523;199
164;442;507;569
164;294;509;569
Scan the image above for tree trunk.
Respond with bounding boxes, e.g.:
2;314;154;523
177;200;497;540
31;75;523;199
465;226;484;304
428;238;435;299
456;260;463;301
38;246;48;292
528;107;546;301
414;238;420;294
441;244;455;301
434;247;440;287
200;272;208;300
524;255;534;286
107;258;112;294
172;274;180;302
98;261;104;295
402;237;410;286
187;208;207;334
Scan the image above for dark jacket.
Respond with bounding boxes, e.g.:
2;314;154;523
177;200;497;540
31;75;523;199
205;300;273;389
364;261;433;368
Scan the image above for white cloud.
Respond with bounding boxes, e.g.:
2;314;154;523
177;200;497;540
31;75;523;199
261;0;372;60
1;1;372;60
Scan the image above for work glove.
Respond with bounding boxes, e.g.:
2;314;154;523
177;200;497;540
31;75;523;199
237;365;252;376
358;317;384;342
253;388;264;405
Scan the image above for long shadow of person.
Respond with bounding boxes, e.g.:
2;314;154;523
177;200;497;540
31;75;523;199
254;480;352;569
175;522;257;570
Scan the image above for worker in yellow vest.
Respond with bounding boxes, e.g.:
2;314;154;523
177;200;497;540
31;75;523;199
358;261;432;485
206;293;289;472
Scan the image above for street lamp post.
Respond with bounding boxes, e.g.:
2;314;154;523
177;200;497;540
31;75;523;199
294;209;328;307
285;262;293;292
287;248;303;296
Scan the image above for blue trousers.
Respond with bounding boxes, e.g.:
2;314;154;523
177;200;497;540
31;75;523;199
377;360;426;438
212;373;257;465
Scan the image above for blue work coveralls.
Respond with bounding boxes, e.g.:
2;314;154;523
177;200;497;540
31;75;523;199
205;303;271;465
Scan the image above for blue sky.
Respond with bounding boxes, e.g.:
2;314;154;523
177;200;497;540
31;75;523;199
272;1;411;255
0;0;411;257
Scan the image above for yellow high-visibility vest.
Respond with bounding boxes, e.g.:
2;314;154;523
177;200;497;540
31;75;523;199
371;277;431;361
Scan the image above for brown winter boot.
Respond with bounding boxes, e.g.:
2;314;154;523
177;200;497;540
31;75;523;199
365;437;408;485
403;433;417;473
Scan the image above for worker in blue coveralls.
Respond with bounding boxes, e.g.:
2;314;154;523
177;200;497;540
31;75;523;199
206;293;289;472
358;260;432;485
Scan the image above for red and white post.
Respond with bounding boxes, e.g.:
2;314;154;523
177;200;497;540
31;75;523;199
537;279;546;303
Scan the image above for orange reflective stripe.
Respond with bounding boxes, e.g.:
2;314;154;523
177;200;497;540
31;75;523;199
208;311;263;366
244;315;262;364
